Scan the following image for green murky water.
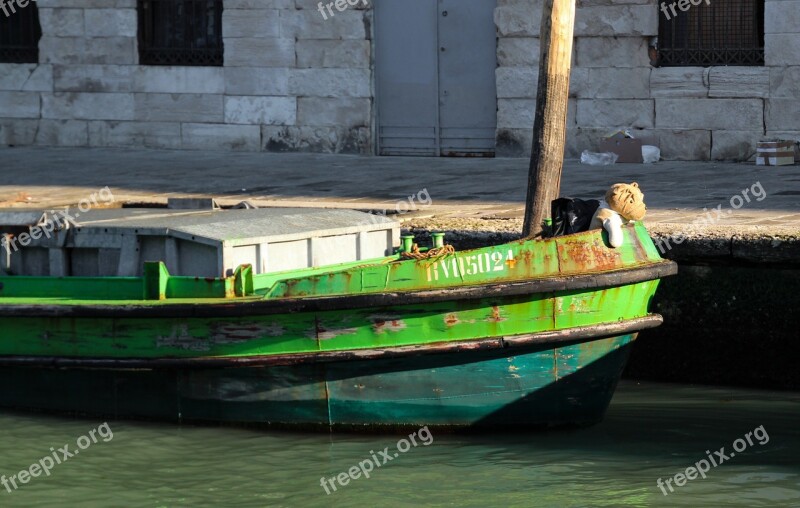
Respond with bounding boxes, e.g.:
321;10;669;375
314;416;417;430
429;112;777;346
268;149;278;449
1;381;798;507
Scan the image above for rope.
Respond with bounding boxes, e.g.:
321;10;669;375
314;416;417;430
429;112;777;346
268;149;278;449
400;243;455;260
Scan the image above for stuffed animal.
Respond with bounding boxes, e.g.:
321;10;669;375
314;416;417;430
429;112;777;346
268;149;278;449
589;182;647;248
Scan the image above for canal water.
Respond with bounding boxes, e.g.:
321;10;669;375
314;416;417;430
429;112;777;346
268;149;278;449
1;381;797;507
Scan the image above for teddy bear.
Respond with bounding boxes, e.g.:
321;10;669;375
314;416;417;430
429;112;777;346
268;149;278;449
589;182;647;248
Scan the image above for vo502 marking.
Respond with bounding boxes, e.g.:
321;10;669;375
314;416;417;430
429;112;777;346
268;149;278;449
426;250;515;282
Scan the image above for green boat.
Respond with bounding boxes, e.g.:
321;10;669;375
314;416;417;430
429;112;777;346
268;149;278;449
0;209;675;430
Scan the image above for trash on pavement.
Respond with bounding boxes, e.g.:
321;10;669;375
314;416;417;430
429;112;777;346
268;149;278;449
756;140;795;166
581;150;618;166
598;130;643;163
642;145;660;164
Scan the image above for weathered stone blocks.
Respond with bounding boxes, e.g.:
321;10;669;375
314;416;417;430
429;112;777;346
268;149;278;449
770;67;800;99
297;97;370;127
180;123;261;151
224;38;296;67
42;92;135;121
0;64;53;92
289;69;371;98
38;8;85;37
496;67;537;99
650;67;708;98
655;129;711;161
497;37;539;67
708;68;769;99
766;34;800;66
495;128;532;157
766;99;800;130
0;92;41;118
576;67;651;99
576;99;654;129
764;0;800;34
222;9;281;39
656;99;763;130
283;10;369;40
35;119;89;146
132;67;224;94
35;0;134;7
54;64;134;93
134;94;224;123
224;96;296;125
87;121;182;149
0;0;794;161
499;98;579;130
0;119;39;145
296;40;371;69
575;37;651;67
261;125;371;154
574;5;657;37
497;99;535;129
227;0;293;8
40;36;136;65
494;5;540;37
710;130;761;161
224;67;290;96
84;9;137;37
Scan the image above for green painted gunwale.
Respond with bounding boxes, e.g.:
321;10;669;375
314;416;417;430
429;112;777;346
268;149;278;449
0;223;673;362
0;222;664;305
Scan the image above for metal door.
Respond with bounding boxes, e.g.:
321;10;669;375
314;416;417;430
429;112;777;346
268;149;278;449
375;0;498;157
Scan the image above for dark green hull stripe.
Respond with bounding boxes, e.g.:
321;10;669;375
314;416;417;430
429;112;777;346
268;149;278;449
0;335;637;428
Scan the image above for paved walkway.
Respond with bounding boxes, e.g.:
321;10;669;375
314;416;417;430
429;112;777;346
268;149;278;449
1;147;798;245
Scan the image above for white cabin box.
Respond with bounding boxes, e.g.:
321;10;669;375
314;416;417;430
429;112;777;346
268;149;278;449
0;208;399;277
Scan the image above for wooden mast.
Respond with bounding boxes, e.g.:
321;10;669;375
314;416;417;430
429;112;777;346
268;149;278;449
521;0;577;238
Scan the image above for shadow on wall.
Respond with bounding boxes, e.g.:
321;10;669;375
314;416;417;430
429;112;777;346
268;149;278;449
624;264;800;390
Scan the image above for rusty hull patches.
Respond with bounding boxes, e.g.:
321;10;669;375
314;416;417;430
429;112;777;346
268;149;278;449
488;305;507;323
209;321;286;342
307;315;362;341
0;262;679;319
155;324;210;352
0;315;664;370
158;321;291;352
370;314;408;334
317;327;360;340
558;237;623;273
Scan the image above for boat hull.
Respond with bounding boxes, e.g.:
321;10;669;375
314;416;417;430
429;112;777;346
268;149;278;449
0;224;677;429
0;333;636;429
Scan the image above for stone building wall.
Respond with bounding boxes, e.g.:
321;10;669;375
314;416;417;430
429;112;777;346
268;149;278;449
0;0;373;152
1;0;798;160
495;0;800;161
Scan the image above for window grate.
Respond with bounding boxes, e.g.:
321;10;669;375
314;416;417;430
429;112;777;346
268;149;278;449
658;0;764;66
137;0;223;66
0;3;42;63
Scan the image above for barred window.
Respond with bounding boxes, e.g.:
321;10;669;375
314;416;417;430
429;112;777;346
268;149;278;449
137;0;223;66
0;2;42;63
657;0;764;66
